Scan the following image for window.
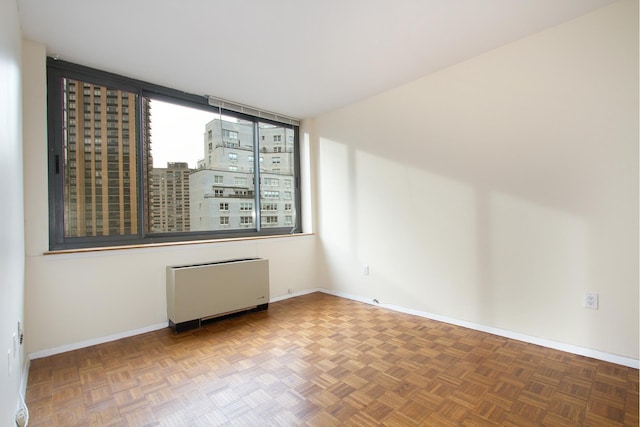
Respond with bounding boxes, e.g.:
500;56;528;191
223;129;238;140
262;216;278;226
47;59;301;250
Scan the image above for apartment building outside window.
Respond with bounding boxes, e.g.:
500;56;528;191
262;216;278;226
47;59;301;250
223;129;238;140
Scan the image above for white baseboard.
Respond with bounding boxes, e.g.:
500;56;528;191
20;358;30;398
15;356;30;420
27;289;639;369
319;288;640;369
270;288;322;303
28;322;168;360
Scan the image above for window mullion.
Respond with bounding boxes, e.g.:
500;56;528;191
293;126;302;232
253;121;261;232
137;93;147;238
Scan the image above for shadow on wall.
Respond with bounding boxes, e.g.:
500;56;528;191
315;135;592;340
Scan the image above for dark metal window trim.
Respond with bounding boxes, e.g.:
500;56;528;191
47;58;302;250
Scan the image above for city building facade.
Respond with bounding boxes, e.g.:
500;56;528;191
190;119;296;232
62;78;153;237
151;162;192;232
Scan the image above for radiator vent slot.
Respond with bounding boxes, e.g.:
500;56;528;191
166;258;269;332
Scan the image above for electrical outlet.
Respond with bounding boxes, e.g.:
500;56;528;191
584;292;599;310
12;333;17;358
363;264;369;276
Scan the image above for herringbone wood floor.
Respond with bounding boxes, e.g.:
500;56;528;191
26;292;638;426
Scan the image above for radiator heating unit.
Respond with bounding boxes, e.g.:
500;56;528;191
166;258;269;332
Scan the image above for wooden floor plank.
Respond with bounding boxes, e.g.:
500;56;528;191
26;292;638;426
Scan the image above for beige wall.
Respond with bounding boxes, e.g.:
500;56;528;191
22;42;317;355
0;0;26;423
312;0;638;359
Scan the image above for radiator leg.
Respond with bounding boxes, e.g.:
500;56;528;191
169;319;200;333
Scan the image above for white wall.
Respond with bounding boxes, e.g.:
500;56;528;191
0;0;26;423
312;0;638;360
22;42;317;355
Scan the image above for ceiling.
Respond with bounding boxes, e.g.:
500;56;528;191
18;0;618;119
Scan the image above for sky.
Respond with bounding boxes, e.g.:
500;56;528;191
150;99;215;169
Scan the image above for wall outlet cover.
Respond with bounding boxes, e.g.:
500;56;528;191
584;292;599;310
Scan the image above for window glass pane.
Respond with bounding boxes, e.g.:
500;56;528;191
258;123;296;229
148;98;256;233
62;77;140;237
147;99;214;233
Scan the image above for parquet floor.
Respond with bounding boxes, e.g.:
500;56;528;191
26;292;638;426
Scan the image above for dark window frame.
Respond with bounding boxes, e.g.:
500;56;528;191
47;58;302;250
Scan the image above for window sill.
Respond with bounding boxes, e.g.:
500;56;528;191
44;232;315;256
